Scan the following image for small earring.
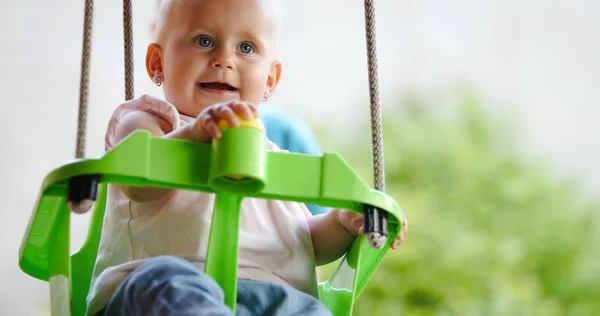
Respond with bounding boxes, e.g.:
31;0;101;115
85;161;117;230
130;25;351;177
262;90;270;102
153;72;163;86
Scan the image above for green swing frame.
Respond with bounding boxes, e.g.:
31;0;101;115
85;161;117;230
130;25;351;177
19;127;404;316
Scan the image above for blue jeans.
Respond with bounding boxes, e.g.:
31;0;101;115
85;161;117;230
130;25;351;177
94;256;332;316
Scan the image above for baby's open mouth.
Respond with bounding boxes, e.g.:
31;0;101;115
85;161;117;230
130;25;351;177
199;82;237;92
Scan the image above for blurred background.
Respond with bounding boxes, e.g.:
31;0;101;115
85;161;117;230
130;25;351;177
2;0;600;315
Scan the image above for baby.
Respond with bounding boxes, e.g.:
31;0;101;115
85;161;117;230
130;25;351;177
84;0;407;315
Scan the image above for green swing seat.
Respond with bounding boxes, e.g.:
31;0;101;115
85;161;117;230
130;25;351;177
18;126;404;316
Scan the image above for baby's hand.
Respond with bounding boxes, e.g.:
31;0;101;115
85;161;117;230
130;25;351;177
339;209;408;250
192;101;259;142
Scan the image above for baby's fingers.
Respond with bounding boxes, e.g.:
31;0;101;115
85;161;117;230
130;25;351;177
197;112;222;140
230;101;259;120
391;218;409;250
204;117;222;139
215;105;240;128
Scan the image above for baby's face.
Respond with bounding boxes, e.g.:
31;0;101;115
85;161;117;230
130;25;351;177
150;0;280;117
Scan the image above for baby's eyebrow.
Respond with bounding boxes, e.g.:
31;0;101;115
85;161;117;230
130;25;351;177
188;23;219;34
239;32;265;46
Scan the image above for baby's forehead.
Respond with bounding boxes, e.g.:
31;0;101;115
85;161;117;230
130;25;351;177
159;0;280;35
161;0;280;22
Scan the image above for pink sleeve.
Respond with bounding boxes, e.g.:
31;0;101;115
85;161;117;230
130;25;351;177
266;140;286;152
104;94;181;151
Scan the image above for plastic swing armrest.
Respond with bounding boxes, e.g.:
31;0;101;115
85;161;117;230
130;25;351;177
19;129;404;315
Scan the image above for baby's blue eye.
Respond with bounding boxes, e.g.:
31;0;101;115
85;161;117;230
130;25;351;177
239;43;254;54
195;36;212;47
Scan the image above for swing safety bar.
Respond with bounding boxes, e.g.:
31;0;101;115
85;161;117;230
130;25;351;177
19;128;404;316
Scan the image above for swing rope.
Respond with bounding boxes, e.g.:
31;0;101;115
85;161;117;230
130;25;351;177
123;0;135;101
75;0;135;158
75;0;385;191
363;0;386;192
75;0;94;159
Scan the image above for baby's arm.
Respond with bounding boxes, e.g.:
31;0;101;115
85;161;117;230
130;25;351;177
113;110;198;202
307;209;362;266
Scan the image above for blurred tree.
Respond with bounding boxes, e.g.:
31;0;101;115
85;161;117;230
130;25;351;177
318;91;600;316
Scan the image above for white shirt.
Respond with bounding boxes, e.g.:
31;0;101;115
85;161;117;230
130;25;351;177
86;95;318;315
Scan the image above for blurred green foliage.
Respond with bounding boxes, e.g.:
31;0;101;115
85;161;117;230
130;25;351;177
318;92;600;316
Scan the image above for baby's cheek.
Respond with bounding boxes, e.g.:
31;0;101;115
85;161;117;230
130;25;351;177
242;70;270;102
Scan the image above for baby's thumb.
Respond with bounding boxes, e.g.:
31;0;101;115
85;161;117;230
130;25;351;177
350;216;364;235
357;226;365;235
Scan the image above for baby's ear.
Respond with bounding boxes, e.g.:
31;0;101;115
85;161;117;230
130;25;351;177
266;60;282;94
145;43;163;80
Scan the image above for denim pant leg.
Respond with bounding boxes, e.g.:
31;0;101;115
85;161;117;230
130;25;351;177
236;279;332;316
102;255;232;316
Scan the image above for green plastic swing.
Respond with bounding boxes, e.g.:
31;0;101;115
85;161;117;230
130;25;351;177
18;1;404;315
